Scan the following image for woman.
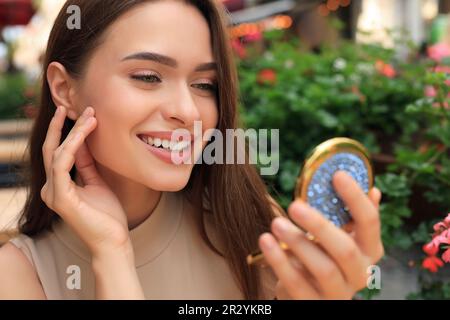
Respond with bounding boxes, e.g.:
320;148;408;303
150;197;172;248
0;0;384;299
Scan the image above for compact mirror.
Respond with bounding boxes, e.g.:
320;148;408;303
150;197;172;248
246;137;374;266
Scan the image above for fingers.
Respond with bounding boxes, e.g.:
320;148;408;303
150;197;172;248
74;139;104;186
258;233;320;299
368;187;382;210
58;107;95;150
274;282;293;300
332;171;383;260
272;215;366;294
52;107;97;196
42;106;67;177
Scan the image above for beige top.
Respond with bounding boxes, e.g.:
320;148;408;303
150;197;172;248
8;191;277;299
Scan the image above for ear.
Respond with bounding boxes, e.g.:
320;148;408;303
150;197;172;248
46;62;79;120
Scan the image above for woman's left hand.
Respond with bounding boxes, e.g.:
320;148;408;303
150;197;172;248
259;171;384;300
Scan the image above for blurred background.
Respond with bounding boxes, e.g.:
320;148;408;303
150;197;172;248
0;0;450;299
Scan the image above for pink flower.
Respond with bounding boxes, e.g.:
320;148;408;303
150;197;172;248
422;256;444;272
423;213;450;272
432;101;450;109
442;248;450;263
425;86;437;97
434;221;448;232
444;214;450;226
423;242;439;256
434;65;450;73
441;230;450;243
243;31;262;43
428;43;450;62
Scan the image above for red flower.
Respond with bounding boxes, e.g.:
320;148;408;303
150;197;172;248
257;69;277;85
231;39;247;59
423;242;439;256
375;60;396;78
382;65;396;78
422;256;444;273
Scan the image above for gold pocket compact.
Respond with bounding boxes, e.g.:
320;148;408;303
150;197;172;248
246;137;374;266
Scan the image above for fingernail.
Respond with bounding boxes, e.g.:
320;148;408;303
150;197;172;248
260;234;275;250
292;200;307;212
273;217;290;234
86;117;95;125
55;106;62;116
291;201;309;219
83;107;92;116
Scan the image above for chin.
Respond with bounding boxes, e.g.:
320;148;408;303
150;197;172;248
150;179;189;192
145;167;193;192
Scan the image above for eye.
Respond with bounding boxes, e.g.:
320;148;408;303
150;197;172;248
131;73;161;83
192;82;218;93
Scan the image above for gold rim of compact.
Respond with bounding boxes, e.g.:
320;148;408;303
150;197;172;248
246;137;374;266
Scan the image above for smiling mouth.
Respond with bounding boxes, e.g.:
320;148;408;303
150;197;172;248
137;134;191;152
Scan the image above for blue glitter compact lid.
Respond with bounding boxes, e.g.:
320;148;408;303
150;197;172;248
294;137;373;230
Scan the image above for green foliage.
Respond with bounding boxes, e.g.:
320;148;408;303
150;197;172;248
0;73;29;119
407;277;450;300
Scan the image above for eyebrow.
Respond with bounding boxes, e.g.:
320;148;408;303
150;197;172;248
121;51;217;72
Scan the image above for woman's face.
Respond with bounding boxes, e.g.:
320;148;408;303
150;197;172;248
72;1;219;191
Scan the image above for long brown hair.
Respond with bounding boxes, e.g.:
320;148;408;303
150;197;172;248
18;0;279;299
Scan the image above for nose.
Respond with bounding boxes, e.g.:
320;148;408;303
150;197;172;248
162;82;201;127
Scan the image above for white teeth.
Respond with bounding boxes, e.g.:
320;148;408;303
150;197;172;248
173;140;190;151
140;135;190;151
153;138;162;147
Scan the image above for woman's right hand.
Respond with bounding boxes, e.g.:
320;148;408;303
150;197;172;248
41;105;131;257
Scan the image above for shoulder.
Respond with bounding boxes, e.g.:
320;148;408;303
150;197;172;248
0;238;46;299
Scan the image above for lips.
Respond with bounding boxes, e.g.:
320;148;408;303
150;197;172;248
137;130;194;164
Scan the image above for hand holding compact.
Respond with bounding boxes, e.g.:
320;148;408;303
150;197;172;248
259;171;384;299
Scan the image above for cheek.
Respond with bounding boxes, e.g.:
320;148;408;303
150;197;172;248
199;102;218;146
200;100;219;130
81;76;149;161
86;76;145;119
